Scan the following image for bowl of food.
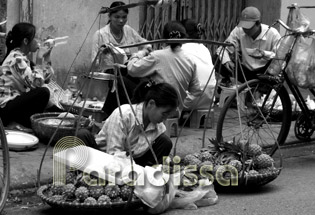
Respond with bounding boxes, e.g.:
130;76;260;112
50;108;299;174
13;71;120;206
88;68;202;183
30;112;93;145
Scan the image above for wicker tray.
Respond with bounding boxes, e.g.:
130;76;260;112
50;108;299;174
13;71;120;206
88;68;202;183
37;185;143;211
212;167;281;189
30;112;93;145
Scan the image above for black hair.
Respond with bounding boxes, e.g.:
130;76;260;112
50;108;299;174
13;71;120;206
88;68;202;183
132;80;179;109
181;19;205;39
3;22;36;60
162;21;187;51
109;1;129;16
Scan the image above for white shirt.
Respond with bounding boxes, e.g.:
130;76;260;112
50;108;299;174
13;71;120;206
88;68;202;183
95;102;165;158
181;43;216;109
91;24;147;61
216;24;281;71
127;46;202;111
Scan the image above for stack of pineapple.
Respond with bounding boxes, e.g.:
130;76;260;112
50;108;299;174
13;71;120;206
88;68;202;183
180;139;280;187
47;171;137;205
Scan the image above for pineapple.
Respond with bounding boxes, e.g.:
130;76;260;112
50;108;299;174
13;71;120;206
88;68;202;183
228;160;242;172
84;197;97;204
66;171;77;184
120;185;133;201
199;151;214;162
89;186;104;199
63;183;76;199
50;195;64;202
247;144;262;157
98;195;111;204
183;154;202;166
112;197;124;203
50;184;65;195
104;185;121;199
247;170;259;176
254;154;274;169
75;186;89;201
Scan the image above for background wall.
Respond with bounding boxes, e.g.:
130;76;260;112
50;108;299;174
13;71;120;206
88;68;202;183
280;0;315;35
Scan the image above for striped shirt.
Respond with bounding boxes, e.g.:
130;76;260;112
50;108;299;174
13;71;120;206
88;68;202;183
95;102;166;158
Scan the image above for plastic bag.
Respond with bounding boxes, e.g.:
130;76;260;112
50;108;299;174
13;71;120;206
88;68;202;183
147;178;218;214
267;6;310;76
286;37;315;88
287;5;310;32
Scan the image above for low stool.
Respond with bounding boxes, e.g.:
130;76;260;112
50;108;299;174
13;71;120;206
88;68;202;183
164;118;179;137
190;109;215;129
219;87;246;110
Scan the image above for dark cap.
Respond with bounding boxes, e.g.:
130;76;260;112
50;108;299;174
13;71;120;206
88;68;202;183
238;6;261;29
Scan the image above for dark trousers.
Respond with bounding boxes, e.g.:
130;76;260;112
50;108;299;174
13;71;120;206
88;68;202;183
0;87;50;128
213;54;270;83
102;74;140;117
77;129;172;167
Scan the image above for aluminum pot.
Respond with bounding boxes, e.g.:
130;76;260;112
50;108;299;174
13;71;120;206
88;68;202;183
80;73;114;102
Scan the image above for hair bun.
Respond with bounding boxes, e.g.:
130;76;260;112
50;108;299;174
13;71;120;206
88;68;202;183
169;30;181;39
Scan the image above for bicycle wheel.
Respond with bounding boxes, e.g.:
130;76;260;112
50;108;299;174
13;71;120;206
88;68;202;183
216;79;292;156
0;119;10;212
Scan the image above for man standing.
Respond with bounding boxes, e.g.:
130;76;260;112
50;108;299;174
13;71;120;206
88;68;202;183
214;6;281;86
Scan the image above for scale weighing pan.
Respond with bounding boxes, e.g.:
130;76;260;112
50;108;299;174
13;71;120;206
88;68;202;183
5;130;39;151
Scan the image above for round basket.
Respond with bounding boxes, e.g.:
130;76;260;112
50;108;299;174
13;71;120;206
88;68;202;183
37;185;143;211
213;167;281;188
30;112;93;145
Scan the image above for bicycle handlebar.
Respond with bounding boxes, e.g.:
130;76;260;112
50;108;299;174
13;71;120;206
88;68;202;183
276;19;315;36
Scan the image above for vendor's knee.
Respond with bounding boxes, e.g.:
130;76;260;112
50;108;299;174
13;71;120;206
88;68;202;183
76;129;98;149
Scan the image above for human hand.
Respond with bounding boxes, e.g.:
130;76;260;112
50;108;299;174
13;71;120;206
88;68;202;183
42;47;53;63
224;61;235;76
136;49;150;58
142;44;153;53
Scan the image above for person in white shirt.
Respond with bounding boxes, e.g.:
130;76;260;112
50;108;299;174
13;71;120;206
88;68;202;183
181;19;216;110
127;21;202;114
77;81;179;167
214;6;281;87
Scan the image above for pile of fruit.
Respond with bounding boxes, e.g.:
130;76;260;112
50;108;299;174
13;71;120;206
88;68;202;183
179;139;280;187
42;171;138;205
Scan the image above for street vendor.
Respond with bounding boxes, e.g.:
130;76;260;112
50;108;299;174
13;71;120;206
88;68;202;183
91;1;152;119
181;19;216;110
78;81;179;167
127;20;202;115
0;22;61;130
91;1;151;61
214;6;281;87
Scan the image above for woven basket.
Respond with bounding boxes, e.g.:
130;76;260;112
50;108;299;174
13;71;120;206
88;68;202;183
30;112;93;145
37;185;143;211
213;168;281;188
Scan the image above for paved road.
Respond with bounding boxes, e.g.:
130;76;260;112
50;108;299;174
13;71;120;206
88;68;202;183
3;152;315;215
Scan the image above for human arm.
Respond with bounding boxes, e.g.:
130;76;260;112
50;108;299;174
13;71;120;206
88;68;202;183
216;27;240;65
96;109;128;155
127;50;158;77
183;65;203;109
128;26;152;52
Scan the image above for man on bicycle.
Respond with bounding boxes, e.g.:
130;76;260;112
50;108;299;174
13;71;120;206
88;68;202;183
214;6;281;87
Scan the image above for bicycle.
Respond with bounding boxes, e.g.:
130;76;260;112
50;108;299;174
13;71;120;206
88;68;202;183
0;20;10;213
0;119;10;212
216;5;315;156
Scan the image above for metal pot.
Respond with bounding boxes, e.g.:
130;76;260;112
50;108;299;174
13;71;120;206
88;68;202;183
80;73;114;102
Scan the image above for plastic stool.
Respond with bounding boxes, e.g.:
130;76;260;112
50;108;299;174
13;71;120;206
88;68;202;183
219;87;246;110
164;118;179;137
190;109;215;129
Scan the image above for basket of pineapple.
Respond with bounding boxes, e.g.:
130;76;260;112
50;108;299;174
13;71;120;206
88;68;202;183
37;170;143;211
180;138;281;189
